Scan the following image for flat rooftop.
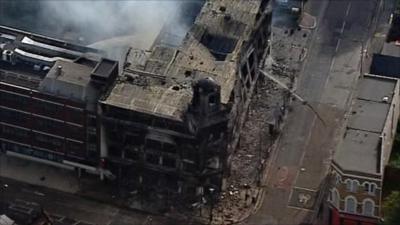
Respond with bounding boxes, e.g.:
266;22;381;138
382;41;400;58
0;25;103;90
334;74;398;175
102;0;268;121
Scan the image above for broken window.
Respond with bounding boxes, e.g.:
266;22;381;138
183;161;197;173
248;52;255;67
146;153;159;165
183;147;197;162
162;143;177;154
200;31;238;61
250;68;256;81
165;176;179;191
185;185;196;196
146;139;162;150
246;78;251;90
126;148;140;161
163;156;176;168
209;94;217;106
240;63;249;80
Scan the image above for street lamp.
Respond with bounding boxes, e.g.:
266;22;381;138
1;183;8;212
259;69;327;126
208;187;215;225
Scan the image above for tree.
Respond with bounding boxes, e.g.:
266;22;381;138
382;191;400;225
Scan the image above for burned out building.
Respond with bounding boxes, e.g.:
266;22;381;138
0;0;273;208
100;0;272;204
0;25;118;172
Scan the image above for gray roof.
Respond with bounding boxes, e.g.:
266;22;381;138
38;60;106;112
348;99;390;133
39;60;94;101
334;129;381;175
334;75;398;175
382;42;400;58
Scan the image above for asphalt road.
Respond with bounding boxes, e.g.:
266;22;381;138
0;178;172;225
246;0;380;224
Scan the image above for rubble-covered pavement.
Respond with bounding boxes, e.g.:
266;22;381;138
206;18;315;224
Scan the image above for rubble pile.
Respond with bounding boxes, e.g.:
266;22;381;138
209;26;312;224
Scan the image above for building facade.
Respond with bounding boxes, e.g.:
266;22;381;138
100;0;273;206
0;0;273;209
0;25;118;172
328;74;400;225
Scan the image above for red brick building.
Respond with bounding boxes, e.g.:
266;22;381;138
328;74;400;225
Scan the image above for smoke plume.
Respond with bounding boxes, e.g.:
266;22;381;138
1;1;203;60
39;1;181;43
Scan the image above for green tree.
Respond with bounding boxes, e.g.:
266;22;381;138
382;191;400;225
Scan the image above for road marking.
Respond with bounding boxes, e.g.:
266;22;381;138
335;39;341;53
277;166;289;183
21;188;45;196
287;205;315;212
293;186;318;192
340;21;346;34
329;56;336;72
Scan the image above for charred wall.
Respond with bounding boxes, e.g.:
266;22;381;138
101;80;229;205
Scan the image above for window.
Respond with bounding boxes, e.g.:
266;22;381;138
87;115;97;127
1;125;29;139
146;139;162;150
331;189;340;208
240;63;249;80
0;108;27;125
250;68;256;81
363;182;376;196
34;132;63;150
36;118;61;132
246;79;251;89
362;199;375;216
162;156;176;168
346;179;351;191
209;94;217;106
345;196;357;213
352;180;359;192
162;143;176;154
183;161;197;173
248;52;255;67
333;172;341;185
345;179;359;193
146;153;159;165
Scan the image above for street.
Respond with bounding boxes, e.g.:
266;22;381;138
0;177;173;225
246;0;380;224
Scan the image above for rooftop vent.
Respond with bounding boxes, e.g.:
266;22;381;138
382;96;389;103
56;65;62;77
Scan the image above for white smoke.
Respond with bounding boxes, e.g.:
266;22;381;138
37;0;190;61
39;0;182;44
